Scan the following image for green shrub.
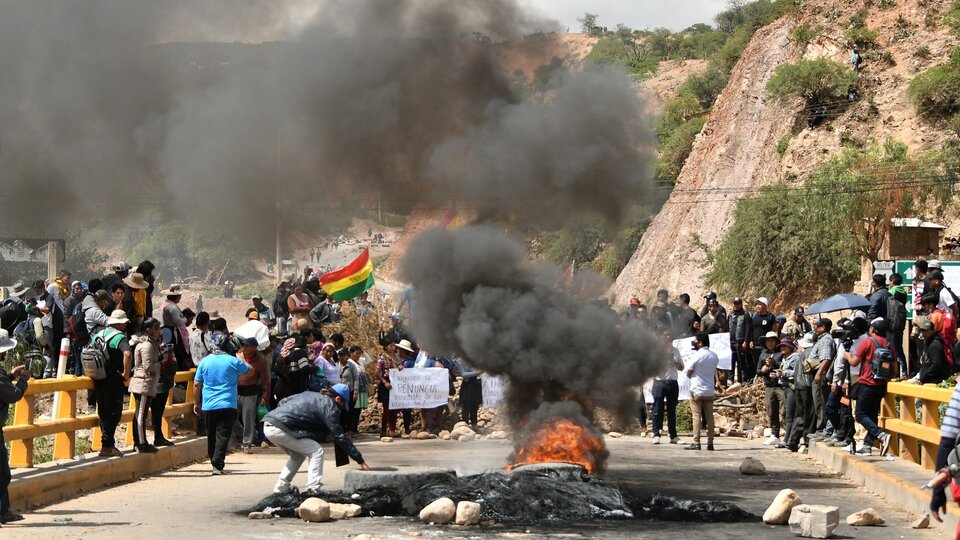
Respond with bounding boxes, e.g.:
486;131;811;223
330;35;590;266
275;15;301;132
908;49;960;119
707;142;953;299
947;1;960;34
656;117;706;185
914;45;932;59
766;58;857;105
844;27;880;49
877;0;897;8
675;400;693;433
792;24;816;49
776;136;790;156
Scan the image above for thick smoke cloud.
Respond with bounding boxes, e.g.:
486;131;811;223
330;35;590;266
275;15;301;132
400;226;668;430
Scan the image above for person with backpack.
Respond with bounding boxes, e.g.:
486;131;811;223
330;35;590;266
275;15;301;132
847;318;893;457
921;294;956;371
88;310;133;458
129;318;162;454
851;48;863;72
888;273;909;377
911;317;951;385
929;268;960;318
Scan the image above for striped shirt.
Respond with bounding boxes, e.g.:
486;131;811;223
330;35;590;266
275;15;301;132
942;380;960;441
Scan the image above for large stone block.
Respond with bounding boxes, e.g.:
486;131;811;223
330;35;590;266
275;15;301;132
762;489;802;524
789;504;839;538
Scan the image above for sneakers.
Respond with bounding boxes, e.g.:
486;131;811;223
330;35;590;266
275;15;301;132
762;436;782;446
854;445;872;456
808;432;826;441
669;437;680;444
98;447;123;458
878;432;892;456
652;436;661;445
211;467;226;475
774;442;788;449
240;445;252;453
684;443;701;450
831;439;851;448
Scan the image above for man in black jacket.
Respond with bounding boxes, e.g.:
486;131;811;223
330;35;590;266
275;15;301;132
911;318;951;385
0;329;29;525
264;383;370;494
866;274;890;321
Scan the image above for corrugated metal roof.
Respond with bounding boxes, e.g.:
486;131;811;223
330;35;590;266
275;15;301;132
891;218;945;229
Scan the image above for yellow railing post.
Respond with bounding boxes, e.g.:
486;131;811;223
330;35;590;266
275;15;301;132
920;395;940;469
899;395;919;464
52;379;78;460
125;391;136;447
185;377;198;431
10;395;35;467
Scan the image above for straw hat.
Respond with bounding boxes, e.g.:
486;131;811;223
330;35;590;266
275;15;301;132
0;329;17;354
107;309;130;326
123;272;149;290
396;339;415;353
161;284;183;296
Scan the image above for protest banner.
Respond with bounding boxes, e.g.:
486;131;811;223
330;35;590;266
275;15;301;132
642;332;732;402
388;368;449;409
481;375;508;408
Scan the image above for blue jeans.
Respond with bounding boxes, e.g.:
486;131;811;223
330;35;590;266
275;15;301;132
1;432;10;515
855;383;887;445
651;380;679;438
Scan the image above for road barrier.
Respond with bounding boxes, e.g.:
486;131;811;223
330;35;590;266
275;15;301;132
880;381;952;470
5;369;197;467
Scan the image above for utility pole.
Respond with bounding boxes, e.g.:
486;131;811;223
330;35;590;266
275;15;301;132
378;188;382;226
276;202;282;286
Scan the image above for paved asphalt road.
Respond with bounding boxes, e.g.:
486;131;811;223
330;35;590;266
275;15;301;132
3;434;944;539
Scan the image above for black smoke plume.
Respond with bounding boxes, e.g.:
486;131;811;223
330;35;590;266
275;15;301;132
0;1;656;242
400;226;668;468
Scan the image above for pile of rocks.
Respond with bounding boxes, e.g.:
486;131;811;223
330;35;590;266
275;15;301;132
418;497;482;526
761;489;891;538
380;422;510;444
247;498;364;522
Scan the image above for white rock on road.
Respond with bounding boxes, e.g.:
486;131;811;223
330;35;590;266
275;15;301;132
739;457;766;475
846;507;885;526
419;497;456;524
789;504;839;538
608;432;623;438
455;501;481;526
762;489;802;524
329;503;363;520
298;498;331;522
912;514;931;529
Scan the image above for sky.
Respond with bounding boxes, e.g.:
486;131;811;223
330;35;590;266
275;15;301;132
522;0;732;32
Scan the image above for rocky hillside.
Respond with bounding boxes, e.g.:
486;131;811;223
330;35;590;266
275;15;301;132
612;0;959;305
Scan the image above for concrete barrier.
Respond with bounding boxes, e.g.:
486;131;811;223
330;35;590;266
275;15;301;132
8;436;207;512
810;440;957;533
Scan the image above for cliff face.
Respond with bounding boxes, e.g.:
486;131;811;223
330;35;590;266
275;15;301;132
611;18;798;304
612;0;959;305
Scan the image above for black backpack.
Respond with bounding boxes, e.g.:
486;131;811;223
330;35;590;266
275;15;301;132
886;297;906;333
68;303;91;346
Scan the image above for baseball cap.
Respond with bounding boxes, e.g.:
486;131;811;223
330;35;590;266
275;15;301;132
331;383;351;411
629;297;641;306
115;261;131;272
870;317;888;333
756;297;769;306
794;305;805;314
814;318;832;330
732;297;743;304
764;331;779;340
241;336;259;347
703;291;717;300
930;269;945;281
252;294;263;301
775;315;787;324
915;317;934;332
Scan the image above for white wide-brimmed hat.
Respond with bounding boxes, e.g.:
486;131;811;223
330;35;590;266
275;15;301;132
0;329;17;353
107;309;130;326
396;339;415;353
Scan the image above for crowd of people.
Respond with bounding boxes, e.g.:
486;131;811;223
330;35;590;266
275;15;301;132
625;258;959;456
0;257;489;507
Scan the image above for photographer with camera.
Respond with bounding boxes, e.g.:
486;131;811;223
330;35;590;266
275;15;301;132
0;329;30;525
757;332;785;446
826;317;865;451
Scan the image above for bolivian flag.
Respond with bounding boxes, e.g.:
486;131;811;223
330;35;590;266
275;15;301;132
319;248;375;301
